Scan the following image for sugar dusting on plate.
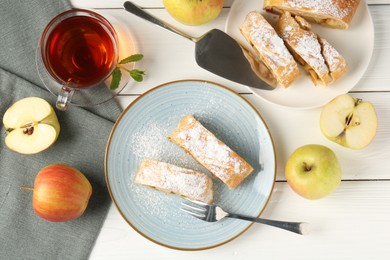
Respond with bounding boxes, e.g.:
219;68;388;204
126;85;227;224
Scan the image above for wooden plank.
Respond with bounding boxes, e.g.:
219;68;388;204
70;0;390;9
70;0;235;8
90;181;390;259
354;5;390;91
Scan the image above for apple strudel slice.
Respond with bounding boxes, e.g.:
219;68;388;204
275;12;347;86
134;159;213;204
168;114;253;189
263;0;361;29
240;11;300;88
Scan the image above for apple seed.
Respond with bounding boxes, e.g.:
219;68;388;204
345;112;353;126
344;99;363;127
23;127;34;135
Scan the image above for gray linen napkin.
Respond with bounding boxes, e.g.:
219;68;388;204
0;0;123;259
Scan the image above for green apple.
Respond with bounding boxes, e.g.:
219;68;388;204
163;0;224;26
320;94;377;149
3;97;60;154
285;144;342;200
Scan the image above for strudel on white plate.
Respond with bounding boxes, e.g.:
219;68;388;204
275;12;347;86
263;0;361;29
240;11;301;88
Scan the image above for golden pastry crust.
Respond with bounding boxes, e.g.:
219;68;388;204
240;11;300;88
275;12;347;86
319;37;348;82
241;45;278;89
134;159;213;204
168;115;253;189
264;0;361;29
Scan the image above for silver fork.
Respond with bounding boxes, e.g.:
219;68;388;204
181;200;309;235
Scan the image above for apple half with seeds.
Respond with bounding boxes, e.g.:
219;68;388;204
3;97;60;154
320;94;377;149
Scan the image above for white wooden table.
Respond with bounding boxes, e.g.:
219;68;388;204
70;1;390;259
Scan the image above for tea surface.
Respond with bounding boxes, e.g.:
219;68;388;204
45;16;117;87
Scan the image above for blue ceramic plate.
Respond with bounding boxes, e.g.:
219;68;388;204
105;80;276;250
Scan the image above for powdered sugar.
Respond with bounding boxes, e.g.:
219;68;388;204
287;0;354;19
320;37;347;73
126;90;225;219
247;12;295;70
130;121;168;160
240;11;300;87
134;160;213;203
168;115;253;189
288;28;329;76
124;84;251;222
276;12;347;85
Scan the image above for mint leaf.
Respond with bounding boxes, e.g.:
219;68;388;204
110;67;122;90
109;54;145;90
119;54;144;64
129;69;145;82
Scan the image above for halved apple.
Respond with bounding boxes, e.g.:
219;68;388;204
3;97;60;154
320;94;377;149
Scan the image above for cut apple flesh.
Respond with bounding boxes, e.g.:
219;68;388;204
320;94;377;149
5;124;58;154
321;95;355;137
342;102;378;149
3;98;53;129
3;97;60;154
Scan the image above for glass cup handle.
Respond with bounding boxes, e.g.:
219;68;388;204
56;86;75;111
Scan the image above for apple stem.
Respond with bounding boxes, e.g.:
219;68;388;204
21;186;34;191
303;162;312;172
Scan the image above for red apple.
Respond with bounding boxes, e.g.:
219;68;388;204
32;164;92;222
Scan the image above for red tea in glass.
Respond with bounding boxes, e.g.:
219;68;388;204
41;9;118;88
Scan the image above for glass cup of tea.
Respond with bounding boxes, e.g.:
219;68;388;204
38;9;119;111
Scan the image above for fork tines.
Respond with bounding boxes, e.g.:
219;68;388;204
180;200;217;222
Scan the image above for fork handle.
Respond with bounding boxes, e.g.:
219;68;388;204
227;214;309;235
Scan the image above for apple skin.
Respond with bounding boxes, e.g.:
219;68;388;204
3;97;60;154
320;94;378;149
285;144;342;200
32;164;92;222
163;0;224;26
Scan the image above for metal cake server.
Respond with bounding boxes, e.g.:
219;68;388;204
123;1;276;90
